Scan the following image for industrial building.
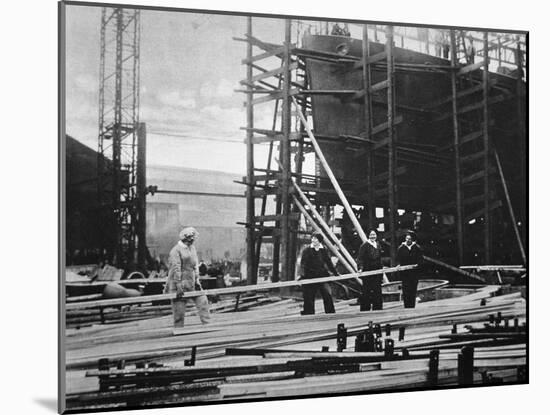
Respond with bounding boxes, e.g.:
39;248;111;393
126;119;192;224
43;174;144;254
67;135;248;264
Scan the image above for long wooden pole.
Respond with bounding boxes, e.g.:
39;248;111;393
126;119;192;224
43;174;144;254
280;19;292;281
272;199;282;282
291;97;367;243
245;17;256;285
292;196;356;275
493;150;526;264
362;24;376;230
515;39;526;247
450;30;464;264
386;25;397;266
274;157;357;272
292;180;358;270
290;71;308;277
482;31;491;264
255;78;282;276
136;123;147;271
66;265;416;311
423;256;484;282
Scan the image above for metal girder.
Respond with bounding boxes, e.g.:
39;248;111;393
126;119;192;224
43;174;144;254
97;7;144;270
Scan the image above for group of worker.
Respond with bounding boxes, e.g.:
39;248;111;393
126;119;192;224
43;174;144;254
165;227;423;333
300;230;423;315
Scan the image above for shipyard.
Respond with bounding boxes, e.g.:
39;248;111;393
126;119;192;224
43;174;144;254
60;3;527;412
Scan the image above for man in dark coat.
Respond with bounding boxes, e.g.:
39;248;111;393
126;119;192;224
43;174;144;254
299;232;338;315
397;232;423;308
356;230;383;311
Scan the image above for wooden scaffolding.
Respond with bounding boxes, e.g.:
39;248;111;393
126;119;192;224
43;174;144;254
237;20;526;284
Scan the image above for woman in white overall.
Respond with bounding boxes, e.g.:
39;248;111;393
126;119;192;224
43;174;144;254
165;227;210;333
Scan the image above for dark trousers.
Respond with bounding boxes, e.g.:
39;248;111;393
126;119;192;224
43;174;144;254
401;271;419;308
302;282;335;315
360;275;383;311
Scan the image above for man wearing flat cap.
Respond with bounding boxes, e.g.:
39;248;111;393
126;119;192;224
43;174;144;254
165;227;210;334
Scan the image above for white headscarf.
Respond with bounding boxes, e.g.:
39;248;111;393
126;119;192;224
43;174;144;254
179;227;199;241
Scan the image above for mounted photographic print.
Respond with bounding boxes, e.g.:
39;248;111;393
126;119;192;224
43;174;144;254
59;0;528;412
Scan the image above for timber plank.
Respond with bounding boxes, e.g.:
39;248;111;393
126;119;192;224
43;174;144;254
65;279;526;408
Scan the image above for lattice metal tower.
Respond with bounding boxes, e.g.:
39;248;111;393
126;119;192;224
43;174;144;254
97;7;145;269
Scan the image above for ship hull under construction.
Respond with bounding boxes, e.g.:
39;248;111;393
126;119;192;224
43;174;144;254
298;34;526;264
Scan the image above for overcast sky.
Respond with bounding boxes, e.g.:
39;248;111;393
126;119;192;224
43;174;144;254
64;4;524;177
65;5;301;175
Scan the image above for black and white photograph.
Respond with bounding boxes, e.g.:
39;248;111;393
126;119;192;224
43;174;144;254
58;0;530;412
